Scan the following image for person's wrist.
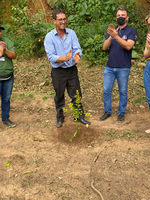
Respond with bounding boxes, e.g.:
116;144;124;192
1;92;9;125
65;55;68;61
113;34;117;39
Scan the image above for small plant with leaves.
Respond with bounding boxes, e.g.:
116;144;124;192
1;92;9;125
63;90;91;141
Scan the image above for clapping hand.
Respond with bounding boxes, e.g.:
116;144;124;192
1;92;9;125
107;27;119;39
0;42;4;57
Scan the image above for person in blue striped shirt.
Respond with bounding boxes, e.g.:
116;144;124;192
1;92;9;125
44;8;90;128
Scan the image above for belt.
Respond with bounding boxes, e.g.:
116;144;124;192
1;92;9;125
0;73;13;81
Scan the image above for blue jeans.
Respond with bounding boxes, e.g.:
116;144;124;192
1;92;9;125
144;60;150;109
103;66;130;115
0;76;14;122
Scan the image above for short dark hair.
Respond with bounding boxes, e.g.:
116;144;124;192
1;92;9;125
52;8;65;20
116;6;128;16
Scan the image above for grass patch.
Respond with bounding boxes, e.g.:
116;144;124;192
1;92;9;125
133;97;147;104
11;92;34;101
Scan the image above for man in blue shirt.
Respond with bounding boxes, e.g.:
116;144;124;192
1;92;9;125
44;8;90;128
100;6;137;122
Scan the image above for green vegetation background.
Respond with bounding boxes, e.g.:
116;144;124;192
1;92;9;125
0;0;148;64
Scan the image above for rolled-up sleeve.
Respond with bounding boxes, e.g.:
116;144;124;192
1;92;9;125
44;32;59;64
71;30;82;58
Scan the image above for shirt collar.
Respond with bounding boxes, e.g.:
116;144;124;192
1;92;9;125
117;24;128;30
54;28;69;35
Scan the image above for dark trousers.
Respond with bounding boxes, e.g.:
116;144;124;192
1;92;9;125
51;65;84;122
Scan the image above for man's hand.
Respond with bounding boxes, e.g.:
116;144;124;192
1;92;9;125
0;46;4;57
0;42;6;51
65;49;72;61
107;27;119;39
147;34;150;48
0;43;4;57
108;23;115;30
74;52;80;64
56;50;72;63
144;33;150;59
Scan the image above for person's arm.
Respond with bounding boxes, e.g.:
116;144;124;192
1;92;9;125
56;50;72;63
107;27;135;51
103;36;113;50
4;49;16;59
144;46;150;59
103;26;119;50
144;34;150;59
71;30;82;63
1;41;16;59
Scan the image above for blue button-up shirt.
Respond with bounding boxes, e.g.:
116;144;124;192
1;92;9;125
44;28;82;68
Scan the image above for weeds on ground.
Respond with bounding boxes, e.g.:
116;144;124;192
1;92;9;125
11;92;34;102
107;129;139;139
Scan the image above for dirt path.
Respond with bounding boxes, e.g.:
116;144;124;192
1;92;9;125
0;93;150;200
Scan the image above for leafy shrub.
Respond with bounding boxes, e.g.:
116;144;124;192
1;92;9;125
1;0;149;62
3;0;55;57
74;21;108;63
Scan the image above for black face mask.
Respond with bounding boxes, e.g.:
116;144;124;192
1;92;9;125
117;17;126;25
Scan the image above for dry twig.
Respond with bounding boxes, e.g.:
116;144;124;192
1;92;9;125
90;144;107;200
92;145;107;164
91;180;105;200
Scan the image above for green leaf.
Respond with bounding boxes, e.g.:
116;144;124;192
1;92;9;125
50;91;55;95
138;83;144;87
23;171;30;175
42;96;47;100
86;124;89;128
68;15;75;21
132;50;139;58
39;82;45;87
102;10;107;15
83;2;87;10
74;131;78;138
5;161;12;166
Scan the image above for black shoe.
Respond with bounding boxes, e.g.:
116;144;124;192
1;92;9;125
117;114;124;122
56;119;64;128
3;119;16;128
78;118;91;125
99;112;111;121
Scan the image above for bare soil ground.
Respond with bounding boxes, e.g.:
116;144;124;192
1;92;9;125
0;56;150;200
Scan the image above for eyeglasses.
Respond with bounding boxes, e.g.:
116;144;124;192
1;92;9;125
56;18;67;22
